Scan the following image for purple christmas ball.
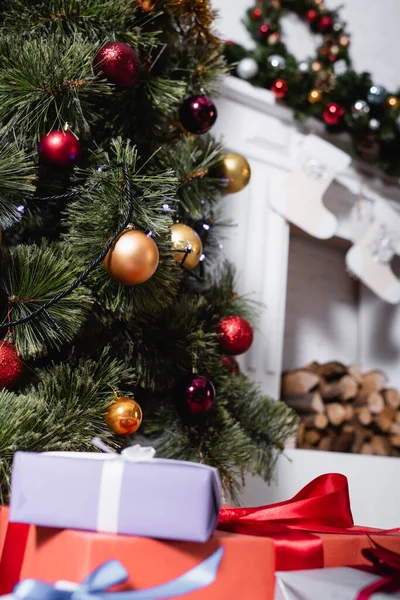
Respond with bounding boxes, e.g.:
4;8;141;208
184;374;216;415
179;95;217;134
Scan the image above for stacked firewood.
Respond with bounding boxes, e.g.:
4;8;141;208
282;362;400;456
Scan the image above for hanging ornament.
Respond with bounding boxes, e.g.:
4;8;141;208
93;42;140;89
369;118;380;131
237;57;259;80
183;374;216;415
251;7;262;20
105;394;143;435
171;223;203;270
38;130;81;168
311;61;323;73
0;340;23;389
268;32;280;45
334;60;348;77
258;23;273;41
308;89;322;104
386;96;400;109
298;61;309;73
306;9;318;24
137;0;157;11
216;315;254;356
339;35;350;48
211;152;251;194
315;69;336;93
318;14;334;33
267;54;286;69
222;355;240;375
104;229;159;285
271;78;288;99
179;95;217;134
351;100;370;119
323;102;345;125
367;85;388;105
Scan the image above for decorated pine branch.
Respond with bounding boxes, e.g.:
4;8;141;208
225;0;400;177
0;0;297;500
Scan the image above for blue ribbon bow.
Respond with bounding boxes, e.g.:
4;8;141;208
12;547;224;600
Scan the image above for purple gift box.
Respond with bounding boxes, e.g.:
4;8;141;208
9;446;221;542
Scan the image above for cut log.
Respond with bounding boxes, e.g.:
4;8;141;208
360;370;388;396
297;422;306;446
344;404;354;421
282;369;320;395
318;436;333;451
356;406;373;426
367;392;385;415
390;435;400;448
389;422;400;437
348;365;363;386
304;361;321;374
326;403;347;426
283;392;325;414
396;412;400;424
352;423;372;454
304;428;321;446
302;413;329;430
374;405;395;432
320;375;358;401
371;435;391;456
317;361;348;380
360;442;373;455
331;426;354;452
384;388;400;410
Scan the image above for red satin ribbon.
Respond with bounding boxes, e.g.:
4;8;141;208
356;541;400;599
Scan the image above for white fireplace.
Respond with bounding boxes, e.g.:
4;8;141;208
213;76;400;526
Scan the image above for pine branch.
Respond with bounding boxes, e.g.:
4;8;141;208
0;242;93;359
0;349;135;502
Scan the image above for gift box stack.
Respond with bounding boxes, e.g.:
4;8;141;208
1;447;400;599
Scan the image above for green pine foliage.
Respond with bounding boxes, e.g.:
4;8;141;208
0;0;297;501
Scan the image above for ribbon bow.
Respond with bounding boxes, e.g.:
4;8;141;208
11;549;224;600
356;541;400;600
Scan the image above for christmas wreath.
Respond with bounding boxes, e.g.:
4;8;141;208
224;0;400;178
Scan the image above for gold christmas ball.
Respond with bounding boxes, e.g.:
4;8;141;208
268;32;280;45
330;44;339;55
339;35;350;48
311;61;323;73
212;152;251;194
105;396;143;435
387;95;400;109
104;229;159;285
171;223;203;270
137;0;157;11
308;89;322;104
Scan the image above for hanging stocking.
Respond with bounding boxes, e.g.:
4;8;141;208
271;135;351;239
346;199;400;304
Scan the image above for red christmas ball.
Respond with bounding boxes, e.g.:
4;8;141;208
318;14;334;33
258;23;273;40
38;130;81;168
222;355;240;375
184;374;216;415
323;102;345;125
271;78;288;99
0;340;23;389
306;9;318;24
179;95;217;134
216;316;254;356
93;42;140;89
252;7;262;20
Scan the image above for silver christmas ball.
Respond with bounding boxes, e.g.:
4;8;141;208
351;100;370;119
298;61;309;73
367;85;388;105
268;54;286;69
236;57;259;80
333;59;348;77
368;118;380;131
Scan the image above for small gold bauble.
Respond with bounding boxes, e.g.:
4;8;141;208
308;89;322;104
268;32;280;45
330;44;339;55
137;0;157;11
171;223;203;270
104;229;159;286
212;152;251;194
339;35;350;48
105;396;143;435
387;95;400;109
311;61;323;73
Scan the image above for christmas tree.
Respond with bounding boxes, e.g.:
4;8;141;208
0;0;297;502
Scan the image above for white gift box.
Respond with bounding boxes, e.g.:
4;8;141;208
275;567;400;600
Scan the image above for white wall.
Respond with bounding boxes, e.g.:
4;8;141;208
212;0;400;89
